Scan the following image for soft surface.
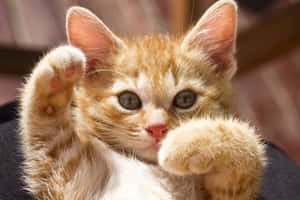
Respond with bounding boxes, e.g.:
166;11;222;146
0;101;299;200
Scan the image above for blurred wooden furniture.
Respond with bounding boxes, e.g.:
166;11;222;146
1;1;300;76
170;0;300;75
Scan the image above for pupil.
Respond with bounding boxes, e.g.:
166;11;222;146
128;96;134;105
184;96;190;104
173;90;196;109
118;91;141;110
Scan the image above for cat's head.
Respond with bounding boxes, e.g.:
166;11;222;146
67;0;238;162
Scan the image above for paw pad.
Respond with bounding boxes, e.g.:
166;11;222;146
50;76;60;90
45;106;54;114
65;66;75;78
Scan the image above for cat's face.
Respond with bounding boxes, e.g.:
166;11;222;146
67;0;237;162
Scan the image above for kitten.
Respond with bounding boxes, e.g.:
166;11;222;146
19;0;266;199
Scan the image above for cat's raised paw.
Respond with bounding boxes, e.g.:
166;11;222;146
158;130;215;176
159;147;214;176
29;46;86;115
34;46;86;96
46;46;86;94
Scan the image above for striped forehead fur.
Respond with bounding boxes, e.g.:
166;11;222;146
76;34;234;161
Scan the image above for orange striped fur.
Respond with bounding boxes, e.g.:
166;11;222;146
19;1;266;199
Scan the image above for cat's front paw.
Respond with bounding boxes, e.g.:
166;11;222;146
159;118;265;177
158;120;217;176
159;147;214;176
37;46;85;94
32;46;86;114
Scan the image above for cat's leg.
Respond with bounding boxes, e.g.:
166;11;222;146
159;118;266;200
20;46;107;200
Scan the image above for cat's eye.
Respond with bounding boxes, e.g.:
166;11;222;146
173;90;197;109
118;91;142;110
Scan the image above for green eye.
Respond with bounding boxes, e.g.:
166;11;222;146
173;90;197;109
118;91;142;110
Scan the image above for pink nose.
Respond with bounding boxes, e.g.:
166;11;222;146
146;124;168;141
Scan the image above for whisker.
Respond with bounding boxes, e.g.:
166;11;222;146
92;113;139;132
86;68;131;81
92;118;140;138
94;120;135;134
169;109;182;120
88;111;130;129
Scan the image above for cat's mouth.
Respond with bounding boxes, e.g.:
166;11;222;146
132;141;162;162
142;142;161;152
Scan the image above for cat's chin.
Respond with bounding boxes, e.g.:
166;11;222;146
134;143;161;163
143;143;160;152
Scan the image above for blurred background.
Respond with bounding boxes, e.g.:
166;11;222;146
0;0;299;166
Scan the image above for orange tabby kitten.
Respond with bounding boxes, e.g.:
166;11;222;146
19;0;266;199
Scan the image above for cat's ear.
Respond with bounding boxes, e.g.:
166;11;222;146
182;0;237;77
66;7;126;76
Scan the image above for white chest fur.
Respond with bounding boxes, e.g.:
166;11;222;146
101;151;198;200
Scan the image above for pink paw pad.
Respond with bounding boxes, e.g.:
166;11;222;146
50;76;60;89
65;66;74;78
45;106;54;114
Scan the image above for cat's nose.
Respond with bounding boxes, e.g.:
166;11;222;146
146;124;168;141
